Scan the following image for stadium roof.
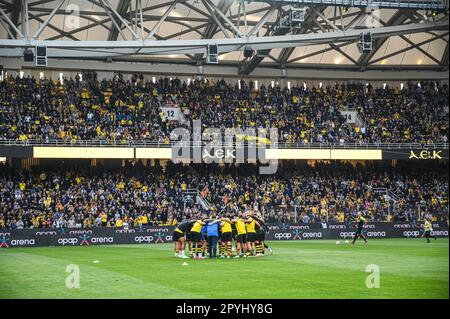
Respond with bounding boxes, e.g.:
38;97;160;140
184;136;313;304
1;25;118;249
0;0;448;73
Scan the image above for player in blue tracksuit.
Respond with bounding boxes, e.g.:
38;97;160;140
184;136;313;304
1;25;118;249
206;217;221;258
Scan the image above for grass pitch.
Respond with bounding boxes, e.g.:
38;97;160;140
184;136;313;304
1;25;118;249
0;239;448;299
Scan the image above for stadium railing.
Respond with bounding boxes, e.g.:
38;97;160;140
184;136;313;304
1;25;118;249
0;139;448;150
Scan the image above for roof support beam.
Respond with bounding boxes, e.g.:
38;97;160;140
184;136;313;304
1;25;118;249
399;34;442;65
29;12;78;41
442;42;449;70
101;0;138;40
32;0;65;39
312;14;357;64
249;0;448;11
277;6;326;66
357;10;413;70
143;0;179;41
195;0;235;62
287;40;354;63
2;21;446;58
201;0;231;39
0;4;23;39
248;6;276;37
22;0;29;39
203;0;244;38
369;32;449;65
107;0;130;41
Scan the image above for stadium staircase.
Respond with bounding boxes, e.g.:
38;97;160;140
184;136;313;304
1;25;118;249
354;113;367;129
181;188;212;211
372;187;401;212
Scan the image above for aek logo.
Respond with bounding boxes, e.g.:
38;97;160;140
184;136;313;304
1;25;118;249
202;148;236;161
409;150;443;160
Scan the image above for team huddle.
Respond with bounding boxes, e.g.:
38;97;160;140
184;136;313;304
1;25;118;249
173;212;272;259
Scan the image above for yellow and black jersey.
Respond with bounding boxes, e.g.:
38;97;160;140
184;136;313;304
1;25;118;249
245;218;257;233
221;219;232;233
235;218;247;235
190;220;203;233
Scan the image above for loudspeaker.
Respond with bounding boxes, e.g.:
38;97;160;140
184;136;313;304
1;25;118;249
244;46;254;58
23;49;34;62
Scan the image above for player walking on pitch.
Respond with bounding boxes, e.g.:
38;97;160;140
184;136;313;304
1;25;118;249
352;212;368;244
424;218;437;243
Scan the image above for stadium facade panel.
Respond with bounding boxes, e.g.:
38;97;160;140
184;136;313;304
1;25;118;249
0;146;448;160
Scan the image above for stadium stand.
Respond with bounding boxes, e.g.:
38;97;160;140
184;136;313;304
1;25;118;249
0;161;448;229
0;76;448;145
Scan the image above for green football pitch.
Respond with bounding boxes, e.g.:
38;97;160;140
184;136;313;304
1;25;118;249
0;239;448;299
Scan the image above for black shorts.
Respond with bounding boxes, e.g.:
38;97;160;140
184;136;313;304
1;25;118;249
425;230;431;237
355;228;364;236
191;231;202;243
237;234;247;244
256;231;265;242
173;231;185;241
186;232;193;242
232;229;237;240
221;232;233;242
247;232;257;242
